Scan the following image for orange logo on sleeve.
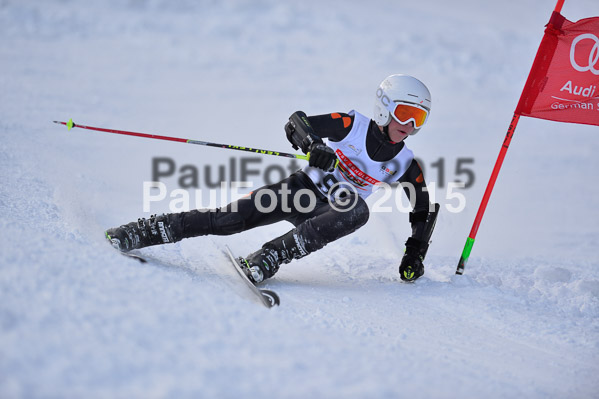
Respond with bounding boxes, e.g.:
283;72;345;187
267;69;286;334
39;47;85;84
331;113;352;128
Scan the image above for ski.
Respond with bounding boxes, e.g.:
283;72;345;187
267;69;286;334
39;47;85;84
224;245;280;308
111;243;279;307
121;252;147;263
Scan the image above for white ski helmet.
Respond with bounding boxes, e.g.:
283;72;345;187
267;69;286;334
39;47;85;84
373;74;432;135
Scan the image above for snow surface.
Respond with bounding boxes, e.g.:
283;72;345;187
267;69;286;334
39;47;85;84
1;0;599;397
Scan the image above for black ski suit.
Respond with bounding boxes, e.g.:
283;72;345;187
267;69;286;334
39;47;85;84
168;112;431;259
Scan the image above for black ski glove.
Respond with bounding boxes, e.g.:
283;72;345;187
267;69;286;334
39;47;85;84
399;238;425;282
308;143;337;172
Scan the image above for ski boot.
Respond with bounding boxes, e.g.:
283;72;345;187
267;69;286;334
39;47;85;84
238;246;281;284
105;214;181;252
238;229;310;284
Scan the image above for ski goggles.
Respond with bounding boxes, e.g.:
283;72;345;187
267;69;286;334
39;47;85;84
384;99;429;128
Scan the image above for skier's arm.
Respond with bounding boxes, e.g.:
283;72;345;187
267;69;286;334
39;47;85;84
285;111;354;150
285;111;337;171
399;159;431;246
305;112;354;142
397;159;439;282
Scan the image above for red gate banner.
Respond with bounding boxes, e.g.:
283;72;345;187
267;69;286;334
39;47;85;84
515;12;599;126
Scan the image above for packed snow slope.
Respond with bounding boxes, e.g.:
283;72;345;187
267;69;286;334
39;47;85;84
1;0;598;398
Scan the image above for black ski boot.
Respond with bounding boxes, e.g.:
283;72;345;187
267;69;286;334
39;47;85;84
239;229;310;284
105;214;182;252
238;246;280;284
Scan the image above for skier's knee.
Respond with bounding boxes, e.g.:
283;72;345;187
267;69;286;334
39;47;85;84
336;195;369;230
211;210;246;235
351;197;370;229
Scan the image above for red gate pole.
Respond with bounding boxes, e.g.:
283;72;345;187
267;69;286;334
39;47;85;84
455;0;566;275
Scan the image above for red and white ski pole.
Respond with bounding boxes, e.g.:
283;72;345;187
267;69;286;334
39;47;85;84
53;119;310;162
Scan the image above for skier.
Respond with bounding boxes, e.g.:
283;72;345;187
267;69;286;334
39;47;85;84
106;74;439;283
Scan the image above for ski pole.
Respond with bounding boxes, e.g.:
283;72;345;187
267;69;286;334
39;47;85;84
53;119;310;162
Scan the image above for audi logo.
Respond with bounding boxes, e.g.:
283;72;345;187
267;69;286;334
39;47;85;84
570;33;599;75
